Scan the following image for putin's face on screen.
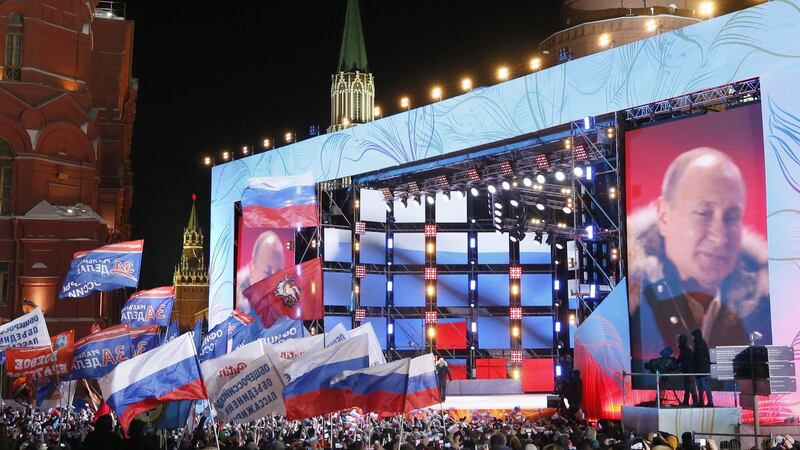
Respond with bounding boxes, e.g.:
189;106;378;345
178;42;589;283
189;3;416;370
656;149;745;293
249;230;285;285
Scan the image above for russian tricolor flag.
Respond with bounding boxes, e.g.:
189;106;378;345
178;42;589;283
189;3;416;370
241;172;318;229
329;353;441;415
282;334;369;420
98;333;207;432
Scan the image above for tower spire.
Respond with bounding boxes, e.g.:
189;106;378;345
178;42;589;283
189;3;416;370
187;193;199;231
337;0;368;73
328;0;375;133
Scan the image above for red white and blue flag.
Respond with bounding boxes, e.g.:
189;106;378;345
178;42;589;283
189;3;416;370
120;286;175;328
241;172;318;229
69;324;132;380
60;240;144;299
243;257;323;328
281;334;370;420
98;333;207;432
329;353;440;415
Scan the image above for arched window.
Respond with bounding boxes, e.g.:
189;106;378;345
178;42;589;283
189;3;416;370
5;12;23;81
0;138;12;215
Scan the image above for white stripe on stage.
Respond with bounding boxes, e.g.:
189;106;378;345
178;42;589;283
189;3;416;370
439;394;550;410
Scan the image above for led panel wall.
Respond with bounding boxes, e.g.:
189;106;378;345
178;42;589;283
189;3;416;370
393;274;425;307
395;318;424;350
393;233;425;265
437;318;467;350
478;316;510;349
324;228;351;263
360;231;386;264
477;232;509;264
438;274;469;307
434;192;467;223
477;274;510;306
360;274;386;307
364;316;387;349
324;271;351;306
393;196;426;223
520;234;552;264
522;316;554;348
360;189;387;223
436;232;468;264
521;273;552;306
325;315;352;331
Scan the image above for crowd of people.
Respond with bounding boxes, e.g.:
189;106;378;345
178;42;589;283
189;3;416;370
0;401;794;450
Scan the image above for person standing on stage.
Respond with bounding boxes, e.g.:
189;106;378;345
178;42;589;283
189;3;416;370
436;357;453;402
677;334;698;406
692;329;713;407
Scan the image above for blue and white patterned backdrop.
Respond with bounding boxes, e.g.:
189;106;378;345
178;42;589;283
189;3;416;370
210;0;800;327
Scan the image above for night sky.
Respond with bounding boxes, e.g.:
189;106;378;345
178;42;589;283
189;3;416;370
126;1;562;289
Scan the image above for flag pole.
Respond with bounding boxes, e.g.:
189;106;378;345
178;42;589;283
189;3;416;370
188;330;221;450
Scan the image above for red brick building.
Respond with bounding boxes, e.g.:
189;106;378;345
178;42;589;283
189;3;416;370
0;0;136;335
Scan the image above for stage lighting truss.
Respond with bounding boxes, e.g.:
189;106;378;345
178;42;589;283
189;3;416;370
509;266;523;280
354;308;366;322
380;187;393;201
424;310;438;325
625;78;759;120
509;307;523;321
424;224;437;237
500;161;514;177
355;221;366;235
424;267;438;280
355;265;366;278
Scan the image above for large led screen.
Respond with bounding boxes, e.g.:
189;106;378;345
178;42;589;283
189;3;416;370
360;274;386;307
436;233;468;264
477;232;509;264
477;274;509;307
395;318;424;350
522;316;553;348
324;271;351;306
393;274;425;307
360;189;387;223
323;228;351;263
434;192;467;223
438;274;469;307
625;103;770;374
521;274;552;307
236;226;294;313
393;233;425;265
360;231;386;264
478;316;510;349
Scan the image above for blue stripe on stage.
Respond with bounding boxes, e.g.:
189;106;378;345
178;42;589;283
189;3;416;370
242;185;316;209
284;356;369;398
106;357;201;413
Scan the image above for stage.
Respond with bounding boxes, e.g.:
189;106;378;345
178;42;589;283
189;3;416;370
622;406;741;437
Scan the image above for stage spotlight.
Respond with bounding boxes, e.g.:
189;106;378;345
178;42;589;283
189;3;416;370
555;171;566;182
563;206;572;214
509;199;519;207
442;190;451;201
501;180;511;190
494;202;503;209
699;1;714;18
487;184;497;194
555;241;564;250
426;195;435;205
533;231;543;245
512;368;521;380
470;218;476;224
536;174;546;184
511;326;520;338
411;196;421;207
470;187;479;197
494;209;502;217
461;78;473;91
452;190;463;199
494;216;502;224
497;66;510;81
427;326;436;339
573;167;584;177
536;203;545;211
400;197;408;208
522;177;532;187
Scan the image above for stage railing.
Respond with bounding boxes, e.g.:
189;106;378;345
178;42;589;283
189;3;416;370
621;371;737;410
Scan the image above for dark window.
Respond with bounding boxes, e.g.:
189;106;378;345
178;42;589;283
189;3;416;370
5;13;23;81
0;261;9;305
0;138;12;215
